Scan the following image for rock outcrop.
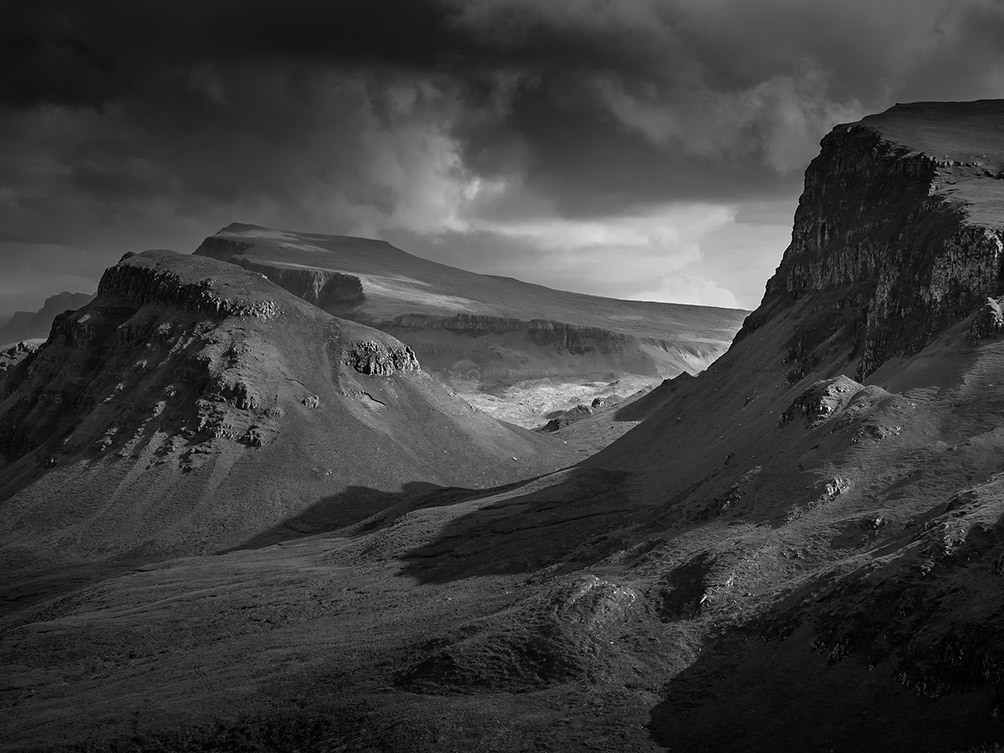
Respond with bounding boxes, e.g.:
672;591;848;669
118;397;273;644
230;258;366;311
343;340;419;375
538;403;595;432
0;340;39;379
99;251;282;320
742;101;1004;379
969;295;1004;342
778;375;865;427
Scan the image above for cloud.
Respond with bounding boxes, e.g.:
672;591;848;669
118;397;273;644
0;68;481;309
631;276;741;310
594;70;864;174
388;202;742;307
1;0;1004;314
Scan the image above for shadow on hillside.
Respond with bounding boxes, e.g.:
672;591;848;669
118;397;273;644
612;401;655;422
613;373;695;422
398;465;639;584
229;481;443;551
645;619;1001;753
229;470;601;556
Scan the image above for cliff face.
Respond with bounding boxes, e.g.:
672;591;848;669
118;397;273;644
0;251;415;465
390;313;631;354
98;252;282;320
744;106;1004;379
230;260;366;312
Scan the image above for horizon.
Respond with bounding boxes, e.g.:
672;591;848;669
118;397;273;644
2;1;1004;316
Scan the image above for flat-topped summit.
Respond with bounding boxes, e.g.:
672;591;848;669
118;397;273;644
197;223;745;335
196;223;749;426
855;99;1004;229
748;99;1004;378
102;250;283;320
858;99;1004;169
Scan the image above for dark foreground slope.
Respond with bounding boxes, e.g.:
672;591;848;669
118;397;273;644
195;225;747;425
0;251;573;579
0;291;94;349
5;102;1004;753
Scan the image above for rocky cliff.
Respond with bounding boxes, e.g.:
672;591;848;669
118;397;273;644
223;256;366;312
98;251;282;320
743;100;1004;380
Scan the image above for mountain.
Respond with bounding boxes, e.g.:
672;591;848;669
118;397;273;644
0;250;574;581
6;101;1004;753
0;291;94;348
194;225;748;425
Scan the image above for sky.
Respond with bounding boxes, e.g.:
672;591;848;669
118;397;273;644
2;0;1004;318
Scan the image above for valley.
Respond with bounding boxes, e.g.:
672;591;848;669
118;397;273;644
3;100;1004;752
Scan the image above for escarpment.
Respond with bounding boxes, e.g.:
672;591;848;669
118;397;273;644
390;314;631;354
99;251;281;320
743;101;1004;378
225;259;366;312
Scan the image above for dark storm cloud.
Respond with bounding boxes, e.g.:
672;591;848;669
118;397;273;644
0;0;677;108
0;1;453;107
1;0;1004;313
4;0;1001;206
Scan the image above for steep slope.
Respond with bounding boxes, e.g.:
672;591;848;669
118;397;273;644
0;250;573;579
195;225;747;425
0;291;94;348
6;101;1004;753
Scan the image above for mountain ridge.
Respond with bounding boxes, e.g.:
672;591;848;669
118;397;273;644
195;224;748;425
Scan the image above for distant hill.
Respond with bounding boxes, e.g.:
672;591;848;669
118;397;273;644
0;291;94;347
195;225;748;425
